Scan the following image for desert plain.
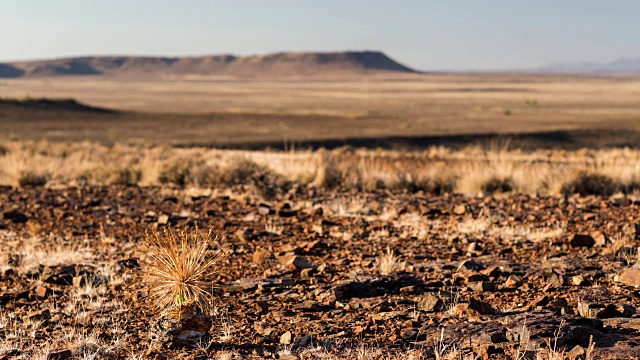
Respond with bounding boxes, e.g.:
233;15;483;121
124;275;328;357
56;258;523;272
1;69;640;359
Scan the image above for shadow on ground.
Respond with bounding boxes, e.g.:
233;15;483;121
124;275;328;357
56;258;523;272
204;129;640;152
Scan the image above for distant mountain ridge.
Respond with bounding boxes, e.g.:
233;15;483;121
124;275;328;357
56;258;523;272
534;57;640;74
0;51;417;78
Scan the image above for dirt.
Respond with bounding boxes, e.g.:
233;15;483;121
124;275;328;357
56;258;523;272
1;185;640;358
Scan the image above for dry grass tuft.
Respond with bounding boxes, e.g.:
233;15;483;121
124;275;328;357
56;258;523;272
561;171;619;196
141;226;228;315
481;176;514;194
18;170;49;187
377;247;401;276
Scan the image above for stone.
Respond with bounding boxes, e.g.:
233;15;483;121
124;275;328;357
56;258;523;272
236;229;254;242
292;334;311;348
300;268;314;279
458;259;485;272
41;265;76;286
603;318;640;331
47;349;73;360
453;204;467;215
294;300;323;312
24;309;51;322
34;285;51;299
569;234;595;248
254;301;268;314
73;275;87;288
616;268;640;286
567;345;585;360
333;281;387;301
116;258;140;271
3;210;28;223
152;305;213;347
312;224;324;235
468;297;497;316
157;214;169;225
578;301;635;319
571;275;585;286
505;275;522;288
280;331;292;345
278;206;297;217
591;231;607;246
547;273;564;288
401;329;418;340
0;290;29;305
281;255;314;270
468;281;496;292
417;293;443;312
258;204;272;215
2;268;15;280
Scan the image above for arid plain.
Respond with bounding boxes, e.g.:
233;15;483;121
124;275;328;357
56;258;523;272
2;71;640;359
2;73;640;148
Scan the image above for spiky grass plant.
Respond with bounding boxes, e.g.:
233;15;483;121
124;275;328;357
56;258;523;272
142;226;228;316
377;246;401;276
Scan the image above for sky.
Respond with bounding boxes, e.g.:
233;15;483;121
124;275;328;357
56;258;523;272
1;0;638;71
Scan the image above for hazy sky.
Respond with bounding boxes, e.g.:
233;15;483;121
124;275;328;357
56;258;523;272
1;0;638;71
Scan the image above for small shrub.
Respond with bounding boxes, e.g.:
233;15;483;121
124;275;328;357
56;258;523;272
158;159;194;187
481;176;514;194
431;177;456;195
18;171;49;187
0;144;8;157
111;167;143;185
219;159;270;186
250;170;285;201
619;180;640;195
392;174;456;195
561;172;619;196
392;174;430;193
158;158;216;188
313;154;343;189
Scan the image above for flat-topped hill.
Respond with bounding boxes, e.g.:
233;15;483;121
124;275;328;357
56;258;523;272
2;51;417;78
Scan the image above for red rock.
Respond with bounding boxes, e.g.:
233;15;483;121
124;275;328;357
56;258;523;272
280;255;314;270
569;234;595;248
34;285;51;299
280;331;292;344
47;349;73;360
617;268;640;287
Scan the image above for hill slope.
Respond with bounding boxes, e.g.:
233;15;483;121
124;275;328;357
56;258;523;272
536;57;640;74
2;51;417;78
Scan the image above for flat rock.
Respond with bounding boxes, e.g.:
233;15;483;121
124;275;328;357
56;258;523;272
41;265;76;286
569;234;595;248
417;293;443;312
3;210;28;223
47;349;73;360
280;331;292;345
616;268;640;286
280;255;314;270
34;285;51;299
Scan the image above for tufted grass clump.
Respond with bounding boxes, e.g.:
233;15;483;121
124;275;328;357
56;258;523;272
141;226;229;316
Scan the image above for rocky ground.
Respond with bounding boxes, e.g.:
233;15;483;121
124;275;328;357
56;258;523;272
1;184;640;359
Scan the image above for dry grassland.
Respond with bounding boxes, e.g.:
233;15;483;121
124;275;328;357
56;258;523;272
2;141;640;198
1;74;640;148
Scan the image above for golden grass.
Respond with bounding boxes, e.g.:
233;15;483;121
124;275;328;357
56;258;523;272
377;247;401;276
4;140;640;197
141;226;228;315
